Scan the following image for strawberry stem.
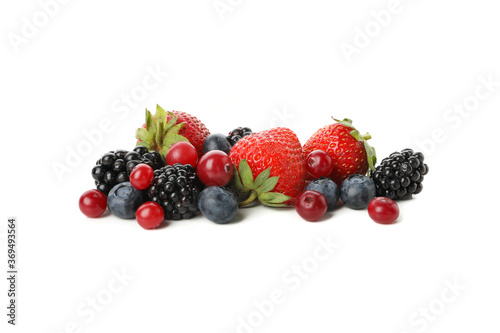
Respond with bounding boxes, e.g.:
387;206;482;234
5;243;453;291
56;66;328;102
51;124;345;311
239;191;258;207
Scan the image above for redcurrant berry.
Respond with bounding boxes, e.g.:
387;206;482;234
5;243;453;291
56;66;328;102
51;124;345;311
79;189;107;218
295;190;328;222
130;164;154;190
136;202;164;229
166;141;198;167
306;150;333;178
197;150;234;186
368;197;399;224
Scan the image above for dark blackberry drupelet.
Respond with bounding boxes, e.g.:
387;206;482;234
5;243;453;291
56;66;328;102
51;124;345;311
146;163;204;220
370;148;429;200
92;146;165;196
227;127;252;146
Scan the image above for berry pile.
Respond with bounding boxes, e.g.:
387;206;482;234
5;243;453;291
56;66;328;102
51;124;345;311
80;105;431;229
146;164;203;220
370;149;428;200
227;127;252;146
91;146;164;196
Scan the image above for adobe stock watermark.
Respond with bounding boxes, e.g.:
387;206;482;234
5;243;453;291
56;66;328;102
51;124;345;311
52;267;134;333
397;278;466;333
414;74;498;157
51;65;168;182
213;0;244;21
268;105;296;129
234;236;340;333
7;0;71;54
339;0;416;64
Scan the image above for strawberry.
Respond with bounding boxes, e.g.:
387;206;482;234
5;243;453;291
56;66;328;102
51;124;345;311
229;127;306;207
303;118;376;186
136;105;210;158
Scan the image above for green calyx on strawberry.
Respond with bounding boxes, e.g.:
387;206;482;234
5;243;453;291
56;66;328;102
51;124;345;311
232;160;292;207
135;105;189;159
333;118;377;171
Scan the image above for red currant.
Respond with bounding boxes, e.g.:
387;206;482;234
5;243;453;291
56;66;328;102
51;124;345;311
130;164;154;190
136;202;164;229
166;141;198;167
295;190;328;222
368;197;399;224
79;189;107;218
197;150;234;186
306;150;333;178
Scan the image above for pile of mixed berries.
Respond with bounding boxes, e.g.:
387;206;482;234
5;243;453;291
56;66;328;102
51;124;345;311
79;106;429;229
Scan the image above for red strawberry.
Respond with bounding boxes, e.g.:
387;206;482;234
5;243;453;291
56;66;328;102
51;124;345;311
303;118;376;186
136;105;210;158
229;127;306;207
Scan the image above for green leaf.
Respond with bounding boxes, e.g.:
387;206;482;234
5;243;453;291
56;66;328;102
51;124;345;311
349;129;360;140
166;122;184;136
332;117;354;128
239;191;258;207
137;140;155;151
145;109;156;133
231;159;295;208
258;192;291;206
231;165;246;194
252;168;270;189
135;105;191;156
136;128;151;142
159;147;169;159
238;160;254;190
361;132;372;140
257;176;279;195
162;134;189;150
364;141;377;171
164;111;178;133
155;104;167;124
262;202;291;208
156;121;164;147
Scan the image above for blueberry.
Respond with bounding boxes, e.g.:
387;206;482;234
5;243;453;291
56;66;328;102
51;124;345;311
305;178;339;211
203;133;232;154
107;182;146;219
340;174;376;210
198;186;238;224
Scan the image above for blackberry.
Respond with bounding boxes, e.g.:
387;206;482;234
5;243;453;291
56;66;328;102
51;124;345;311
92;146;165;196
227;127;252;146
370;148;429;200
146;163;203;220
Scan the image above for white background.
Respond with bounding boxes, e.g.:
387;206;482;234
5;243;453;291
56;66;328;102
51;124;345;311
1;0;500;332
